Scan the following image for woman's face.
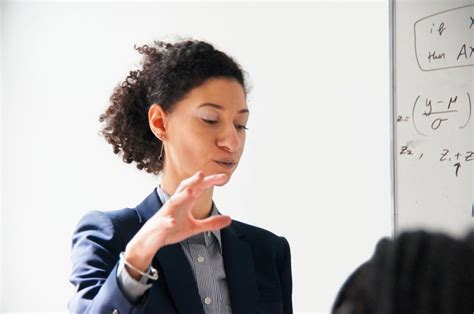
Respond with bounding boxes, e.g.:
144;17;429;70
159;77;249;185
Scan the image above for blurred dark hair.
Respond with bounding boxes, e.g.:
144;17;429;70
98;39;249;175
332;230;474;314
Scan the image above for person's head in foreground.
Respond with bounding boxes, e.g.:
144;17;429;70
332;230;474;314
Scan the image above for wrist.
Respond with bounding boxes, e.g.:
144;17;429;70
123;245;154;281
120;251;159;282
124;241;154;268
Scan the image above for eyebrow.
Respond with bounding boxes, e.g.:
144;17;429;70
198;102;249;114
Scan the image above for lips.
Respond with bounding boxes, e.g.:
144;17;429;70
214;159;236;169
217;158;236;164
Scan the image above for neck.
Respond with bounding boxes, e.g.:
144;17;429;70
160;168;214;219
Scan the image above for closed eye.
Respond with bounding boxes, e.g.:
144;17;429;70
202;118;218;124
202;118;248;131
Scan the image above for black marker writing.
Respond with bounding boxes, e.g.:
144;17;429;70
428;50;446;62
438;22;446;35
465;151;474;162
397;116;410;122
424;98;432;116
431;118;448;130
448;96;457;109
456;44;474;60
454;162;461;176
440;149;449;161
400;146;413;155
430;22;447;35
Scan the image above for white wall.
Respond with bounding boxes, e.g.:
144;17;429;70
0;0;4;310
1;1;391;313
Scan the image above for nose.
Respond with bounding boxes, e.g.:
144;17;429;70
217;124;243;153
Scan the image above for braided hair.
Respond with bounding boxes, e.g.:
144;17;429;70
332;230;474;314
98;39;249;175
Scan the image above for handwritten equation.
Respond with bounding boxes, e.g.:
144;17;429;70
398;92;472;136
414;4;474;71
400;146;473;177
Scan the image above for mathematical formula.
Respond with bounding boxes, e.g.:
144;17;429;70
400;146;473;177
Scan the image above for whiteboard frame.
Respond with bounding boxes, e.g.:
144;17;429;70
390;0;398;238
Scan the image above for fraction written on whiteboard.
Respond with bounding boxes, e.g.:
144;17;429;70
410;92;471;136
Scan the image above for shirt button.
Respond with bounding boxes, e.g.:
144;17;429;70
197;256;205;263
204;297;212;305
112;310;119;314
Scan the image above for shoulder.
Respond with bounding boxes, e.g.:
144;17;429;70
72;207;142;252
78;207;140;225
231;219;284;240
75;207;141;232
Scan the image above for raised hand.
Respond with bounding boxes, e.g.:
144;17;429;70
123;171;231;279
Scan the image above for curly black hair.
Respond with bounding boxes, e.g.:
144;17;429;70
332;230;474;314
98;39;250;175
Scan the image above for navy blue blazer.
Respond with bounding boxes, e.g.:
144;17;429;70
68;188;293;314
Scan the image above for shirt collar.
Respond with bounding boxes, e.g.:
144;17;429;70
155;185;223;251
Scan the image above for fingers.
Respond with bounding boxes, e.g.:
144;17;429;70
168;173;227;209
176;171;205;194
194;215;232;233
167;187;191;206
177;171;227;197
199;173;228;190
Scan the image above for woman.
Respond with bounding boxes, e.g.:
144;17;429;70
68;39;293;314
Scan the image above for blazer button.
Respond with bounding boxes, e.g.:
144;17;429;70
112;309;119;314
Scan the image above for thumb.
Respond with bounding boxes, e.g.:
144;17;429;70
195;215;232;233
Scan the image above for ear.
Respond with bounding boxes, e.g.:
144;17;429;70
148;104;168;139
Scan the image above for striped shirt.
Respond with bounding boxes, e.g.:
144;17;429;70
117;185;232;313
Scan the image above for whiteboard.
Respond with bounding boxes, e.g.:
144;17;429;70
391;0;474;236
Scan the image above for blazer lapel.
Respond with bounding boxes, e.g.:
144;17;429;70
135;189;204;314
221;223;258;314
154;245;204;314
